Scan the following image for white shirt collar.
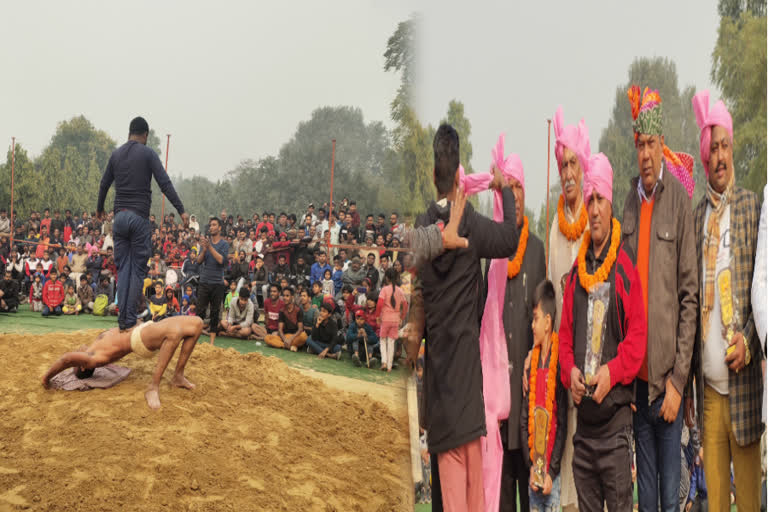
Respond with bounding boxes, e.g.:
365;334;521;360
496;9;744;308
637;163;664;202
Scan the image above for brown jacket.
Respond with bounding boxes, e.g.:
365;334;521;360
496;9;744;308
621;169;698;404
690;186;764;446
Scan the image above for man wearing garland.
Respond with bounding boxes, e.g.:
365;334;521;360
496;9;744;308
621;86;698;512
492;146;546;512
558;153;647;511
688;90;763;512
546;106;591;512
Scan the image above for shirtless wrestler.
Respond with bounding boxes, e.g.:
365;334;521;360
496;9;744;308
41;315;203;410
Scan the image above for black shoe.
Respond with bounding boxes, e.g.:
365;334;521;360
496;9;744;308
352;353;361;367
367;357;379;368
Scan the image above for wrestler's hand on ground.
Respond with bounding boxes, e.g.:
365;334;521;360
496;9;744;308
659;378;682;423
443;187;469;250
41;374;51;390
591;364;611;404
725;332;746;372
570;367;586;405
684;396;695;428
522;349;532;393
542;473;553;496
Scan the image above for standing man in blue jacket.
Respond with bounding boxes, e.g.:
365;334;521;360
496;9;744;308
97;117;187;331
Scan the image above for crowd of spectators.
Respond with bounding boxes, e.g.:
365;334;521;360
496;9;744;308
0;199;415;370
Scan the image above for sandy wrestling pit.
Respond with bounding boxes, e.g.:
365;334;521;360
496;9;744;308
0;330;412;511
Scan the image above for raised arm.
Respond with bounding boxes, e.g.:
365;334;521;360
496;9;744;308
149;152;185;215
467;185;519;260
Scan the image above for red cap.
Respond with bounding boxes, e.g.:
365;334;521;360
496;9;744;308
355;309;365;318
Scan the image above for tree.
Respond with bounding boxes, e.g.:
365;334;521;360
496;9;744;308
441;100;474;176
147;129;163;158
0;143;38;219
598;58;703;218
711;7;766;194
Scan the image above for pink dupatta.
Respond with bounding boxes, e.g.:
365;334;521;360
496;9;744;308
460;134;523;512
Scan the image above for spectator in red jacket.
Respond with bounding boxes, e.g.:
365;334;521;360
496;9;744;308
42;268;66;316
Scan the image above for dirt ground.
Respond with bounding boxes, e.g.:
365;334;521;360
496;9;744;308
0;330;412;511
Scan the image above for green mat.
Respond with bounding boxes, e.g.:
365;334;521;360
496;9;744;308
0;305;406;385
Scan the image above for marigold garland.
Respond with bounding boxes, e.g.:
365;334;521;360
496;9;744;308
577;218;621;292
557;195;588;241
528;332;559;469
507;216;529;279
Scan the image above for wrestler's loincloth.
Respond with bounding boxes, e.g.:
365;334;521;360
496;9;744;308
130;321;156;358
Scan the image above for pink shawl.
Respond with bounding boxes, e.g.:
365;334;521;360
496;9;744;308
460;134;523;512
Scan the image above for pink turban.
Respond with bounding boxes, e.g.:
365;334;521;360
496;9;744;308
553;106;590;177
459;133;524;512
459;134;524;193
584;153;613;205
692;90;733;173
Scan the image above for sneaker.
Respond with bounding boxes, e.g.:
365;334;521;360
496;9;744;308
352;353;362;367
367;357;379;368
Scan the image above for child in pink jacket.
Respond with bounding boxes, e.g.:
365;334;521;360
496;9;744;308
376;267;408;372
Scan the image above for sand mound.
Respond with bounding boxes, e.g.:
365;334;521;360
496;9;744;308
0;330;412;511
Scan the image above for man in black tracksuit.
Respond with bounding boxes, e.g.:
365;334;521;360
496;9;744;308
417;124;519;510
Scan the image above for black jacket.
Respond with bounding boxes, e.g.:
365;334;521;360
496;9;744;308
417;187;519;454
484;233;546;450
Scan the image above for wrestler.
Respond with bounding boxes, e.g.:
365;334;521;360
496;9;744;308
41;315;203;410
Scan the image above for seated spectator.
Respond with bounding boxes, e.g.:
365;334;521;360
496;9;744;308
148;281;168;321
29;273;44;312
346;309;380;367
224;280;237;313
221;288;255;339
183;284;196;304
40;249;55;276
0;269;20;312
292;254;311;289
230;250;250;294
69;244;87;284
331;256;344;296
306;302;342;360
342;256;366;289
180;295;191;315
262;284;284;336
362;294;379;337
311;281;324;309
147;251;167;282
299;289;318;338
61;265;75;291
321;269;335;298
186;298;197;317
77;274;94;313
56;247;69;275
310;250;331;285
363;252;379;289
390;212;405;240
42;269;65;317
356;278;374;307
62;284;82;315
264;287;307;351
254;228;269;259
165;287;180;316
249;255;268;305
273;254;291;284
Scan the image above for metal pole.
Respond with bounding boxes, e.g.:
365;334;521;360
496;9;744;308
162;134;170;220
328;139;336;253
545;120;552;273
9;137;15;247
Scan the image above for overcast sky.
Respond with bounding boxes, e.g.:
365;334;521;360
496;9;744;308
0;1;411;179
414;0;721;212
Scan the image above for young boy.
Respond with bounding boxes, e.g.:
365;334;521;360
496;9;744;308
311;281;324;309
346;309;379;368
224;280;237;313
521;280;567;511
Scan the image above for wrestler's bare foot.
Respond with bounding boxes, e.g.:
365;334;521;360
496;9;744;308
290;346;298;352
171;375;196;390
145;386;161;409
318;348;329;359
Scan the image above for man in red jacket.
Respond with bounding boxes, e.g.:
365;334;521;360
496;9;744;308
42;268;66;317
558;153;647;511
